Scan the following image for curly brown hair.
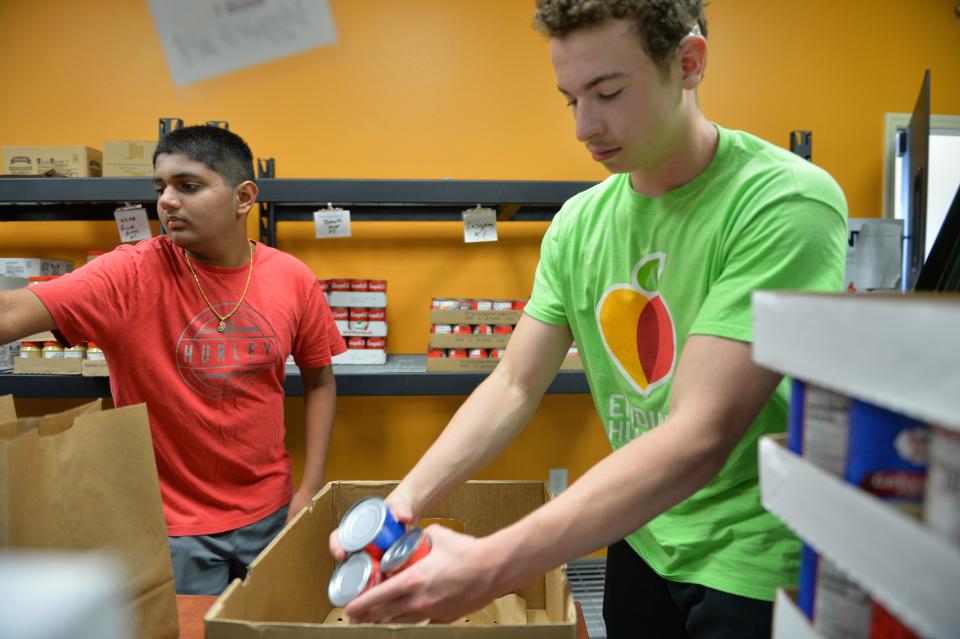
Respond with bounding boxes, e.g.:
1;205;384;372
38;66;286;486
533;0;707;73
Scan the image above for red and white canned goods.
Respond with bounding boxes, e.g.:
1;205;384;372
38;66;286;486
471;299;493;311
366;337;386;350
347;336;367;349
329;279;351;291
448;349;468;359
427;349;445;358
491;348;507;359
468;348;488;359
380;528;432;577
473;325;493;335
453;324;473;335
492;299;513;311
432;298;459;310
512;300;527;311
338;496;406;559
350;279;369;292
317;279;330;293
349;308;369;330
368;308;386;322
493;324;513;335
368;279;387;292
331;307;349;321
327;551;382;607
431;324;452;334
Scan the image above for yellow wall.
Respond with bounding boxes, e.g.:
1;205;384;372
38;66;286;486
3;2;959;493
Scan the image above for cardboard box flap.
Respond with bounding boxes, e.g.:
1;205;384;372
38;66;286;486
0;398;101;439
0;395;14;423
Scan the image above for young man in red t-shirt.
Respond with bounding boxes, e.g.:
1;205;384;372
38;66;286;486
0;126;346;594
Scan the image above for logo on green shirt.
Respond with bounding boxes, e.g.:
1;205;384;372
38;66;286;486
596;253;677;398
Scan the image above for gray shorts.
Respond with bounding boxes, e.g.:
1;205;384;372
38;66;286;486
168;505;288;595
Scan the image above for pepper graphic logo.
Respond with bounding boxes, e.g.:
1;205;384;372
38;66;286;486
596;253;676;397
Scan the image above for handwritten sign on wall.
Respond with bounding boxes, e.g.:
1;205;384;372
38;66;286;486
462;206;498;243
114;205;152;243
149;0;338;86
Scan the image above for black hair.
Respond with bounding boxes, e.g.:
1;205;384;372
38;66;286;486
153;125;255;187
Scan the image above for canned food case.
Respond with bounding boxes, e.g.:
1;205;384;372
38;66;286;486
426;353;583;373
328;291;387;309
205;480;577;638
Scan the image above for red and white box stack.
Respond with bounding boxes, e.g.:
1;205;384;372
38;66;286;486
320;278;388;365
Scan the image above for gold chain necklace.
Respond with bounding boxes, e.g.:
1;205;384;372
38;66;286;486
183;240;255;332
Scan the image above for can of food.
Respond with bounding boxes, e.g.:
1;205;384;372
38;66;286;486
432;298;459;310
350;279;369;292
473;325;493;335
42;341;64;358
924;425;960;546
512;300;527;311
380;528;432;577
491;348;506;359
448;349;468;359
347;336;367;349
493;325;513;335
317;279;330;293
338;496;406;558
329;279;351;291
468;348;488;359
368;308;386;322
453;324;473;335
492;299;513;311
349;308;369;330
328;551;382;607
331;307;349;322
427;349;445;358
472;299;493;311
368;280;387;292
366;337;386;350
431;324;452;334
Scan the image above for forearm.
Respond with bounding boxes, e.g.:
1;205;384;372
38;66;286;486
299;367;337;496
396;364;544;516
486;413;727;593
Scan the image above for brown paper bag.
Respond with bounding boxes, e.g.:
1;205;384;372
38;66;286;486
0;396;179;639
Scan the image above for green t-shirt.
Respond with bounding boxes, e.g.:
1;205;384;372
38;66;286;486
525;126;848;600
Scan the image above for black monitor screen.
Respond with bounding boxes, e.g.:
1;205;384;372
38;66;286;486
901;70;930;291
915;183;960;292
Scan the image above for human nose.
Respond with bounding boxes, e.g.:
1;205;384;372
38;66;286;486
156;186;178;211
574;101;604;142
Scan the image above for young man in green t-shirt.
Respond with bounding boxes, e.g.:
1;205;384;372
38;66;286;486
332;1;847;636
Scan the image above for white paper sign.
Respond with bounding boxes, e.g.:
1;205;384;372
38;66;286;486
148;0;338;86
463;206;498;243
114;206;152;243
314;208;352;239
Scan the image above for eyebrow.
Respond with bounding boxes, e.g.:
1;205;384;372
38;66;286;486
558;71;627;95
152;172;204;185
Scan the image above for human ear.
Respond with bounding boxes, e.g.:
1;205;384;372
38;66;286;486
677;35;707;89
234;180;259;217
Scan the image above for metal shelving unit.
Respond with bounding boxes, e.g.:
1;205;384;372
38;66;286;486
0;356;590;398
1;177;596;397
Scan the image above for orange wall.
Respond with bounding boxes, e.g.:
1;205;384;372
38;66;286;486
3;2;959;491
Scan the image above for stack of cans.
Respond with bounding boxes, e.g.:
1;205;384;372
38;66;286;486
328;496;433;607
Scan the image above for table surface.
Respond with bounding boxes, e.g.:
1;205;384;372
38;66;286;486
176;595;589;638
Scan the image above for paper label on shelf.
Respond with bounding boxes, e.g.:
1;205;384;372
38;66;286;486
314;208;352;239
114;205;152;242
462;205;497;243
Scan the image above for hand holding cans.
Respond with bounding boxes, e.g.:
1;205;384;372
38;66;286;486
328;496;433;607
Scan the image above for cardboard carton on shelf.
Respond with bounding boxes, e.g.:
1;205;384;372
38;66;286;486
429;333;511;349
205;480;576;638
102;140;158;177
2;145;102;177
425;353;583;372
430;308;521;325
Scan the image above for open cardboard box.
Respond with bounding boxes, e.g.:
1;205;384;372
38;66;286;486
206;480;576;638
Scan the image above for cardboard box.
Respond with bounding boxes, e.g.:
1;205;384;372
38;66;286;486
335;320;388;338
102;140;158;177
82;359;110;377
2;146;102;177
0;259;73;278
328;291;388;309
205;480;576;637
332;349;387;366
429;334;510;349
426;354;582;373
13;357;83;375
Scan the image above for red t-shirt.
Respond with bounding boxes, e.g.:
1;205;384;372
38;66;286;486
32;237;346;535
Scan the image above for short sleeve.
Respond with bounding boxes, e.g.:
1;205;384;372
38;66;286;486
525;214;570;326
291;279;347;368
